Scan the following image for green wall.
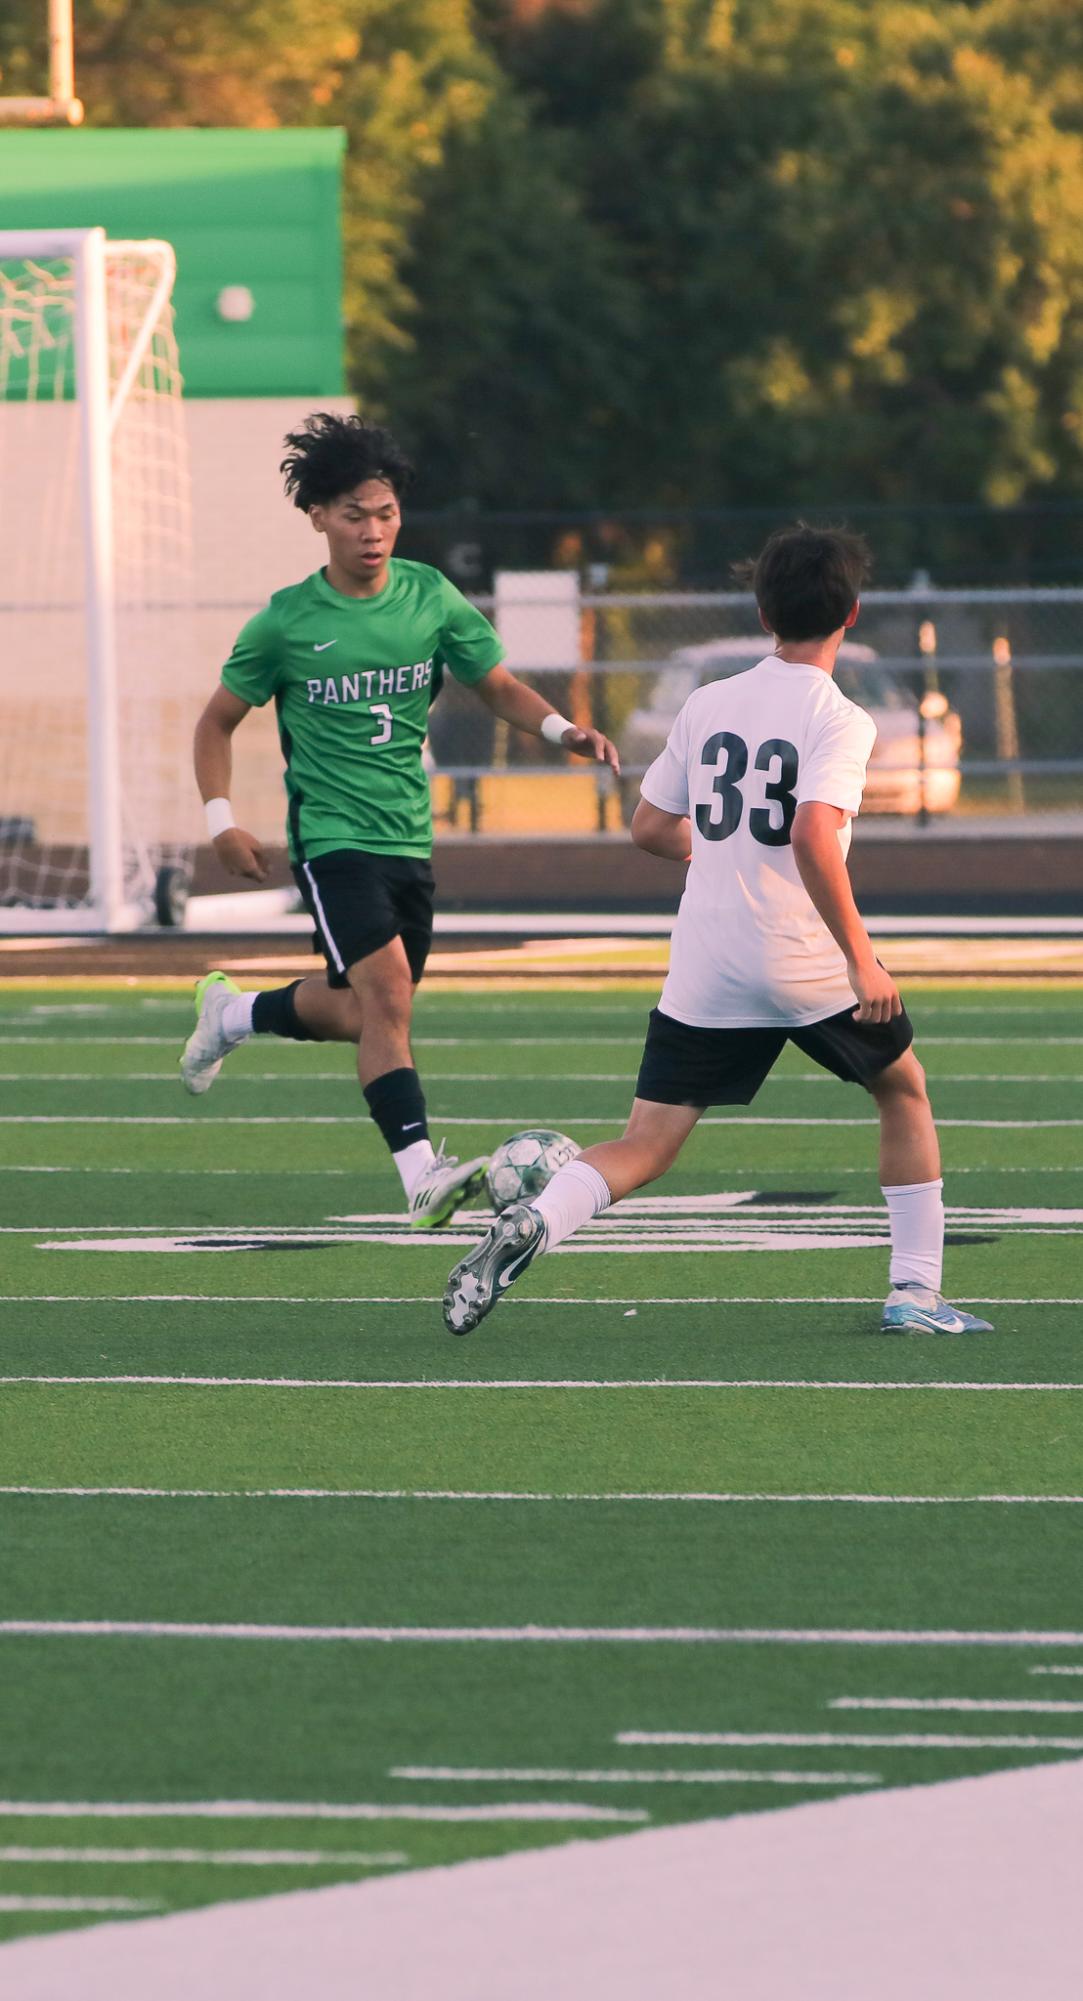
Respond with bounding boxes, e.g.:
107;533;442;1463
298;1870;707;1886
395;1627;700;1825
0;129;345;396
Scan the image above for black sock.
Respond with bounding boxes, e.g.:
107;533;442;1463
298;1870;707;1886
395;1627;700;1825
363;1067;430;1154
251;981;315;1041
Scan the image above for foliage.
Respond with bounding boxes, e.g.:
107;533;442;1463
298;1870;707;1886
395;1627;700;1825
3;0;1082;511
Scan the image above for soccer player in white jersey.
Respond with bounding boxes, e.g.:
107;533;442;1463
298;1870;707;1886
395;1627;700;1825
444;523;993;1337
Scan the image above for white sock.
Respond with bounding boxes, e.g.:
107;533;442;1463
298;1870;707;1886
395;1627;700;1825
882;1178;944;1292
219;992;255;1042
393;1137;437;1200
530;1158;611;1251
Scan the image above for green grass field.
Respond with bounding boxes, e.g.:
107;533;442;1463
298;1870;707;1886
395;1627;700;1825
1;979;1081;1945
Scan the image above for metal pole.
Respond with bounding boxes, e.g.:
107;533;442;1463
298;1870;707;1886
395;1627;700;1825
74;228;128;929
916;616;937;830
48;0;76;105
0;0;85;122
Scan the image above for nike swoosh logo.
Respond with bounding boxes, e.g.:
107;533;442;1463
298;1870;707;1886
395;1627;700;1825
497;1243;537;1289
313;640;337;652
402;1122;424;1133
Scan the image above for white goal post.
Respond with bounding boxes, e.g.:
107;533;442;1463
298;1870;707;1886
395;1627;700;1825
0;227;195;931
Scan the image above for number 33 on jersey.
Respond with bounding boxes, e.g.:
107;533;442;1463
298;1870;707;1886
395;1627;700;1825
641;654;878;1030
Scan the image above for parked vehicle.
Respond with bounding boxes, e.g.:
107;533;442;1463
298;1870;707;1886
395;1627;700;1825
619;637;962;817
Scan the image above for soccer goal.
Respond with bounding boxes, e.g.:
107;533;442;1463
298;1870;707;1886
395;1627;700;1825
0;227;196;931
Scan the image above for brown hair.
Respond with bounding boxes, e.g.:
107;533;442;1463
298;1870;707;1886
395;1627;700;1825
734;522;872;640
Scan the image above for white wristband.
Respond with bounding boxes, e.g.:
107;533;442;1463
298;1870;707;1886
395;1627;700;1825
204;797;236;840
541;712;575;746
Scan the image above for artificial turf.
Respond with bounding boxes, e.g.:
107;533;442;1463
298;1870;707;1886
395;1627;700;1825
0;979;1080;1944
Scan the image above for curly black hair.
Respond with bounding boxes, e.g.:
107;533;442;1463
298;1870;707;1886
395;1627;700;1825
280;412;415;512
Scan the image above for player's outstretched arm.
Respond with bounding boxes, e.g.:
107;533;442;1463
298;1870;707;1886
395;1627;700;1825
790;801;900;1024
630;799;692;862
193;685;269;882
473;665;620;772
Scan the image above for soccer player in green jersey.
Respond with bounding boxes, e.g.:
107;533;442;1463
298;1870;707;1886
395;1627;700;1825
181;411;620;1226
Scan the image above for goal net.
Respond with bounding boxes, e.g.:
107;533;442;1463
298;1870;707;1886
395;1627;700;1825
0;228;195;930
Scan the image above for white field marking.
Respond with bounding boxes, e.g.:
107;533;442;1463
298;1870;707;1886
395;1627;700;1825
1;1031;1081;1049
8;1115;1083;1128
3;1488;1083;1506
0;1036;181;1047
9;1623;1083;1649
12;1232;908;1248
1;1295;1074;1307
0;1846;408;1868
388;1767;881;1788
920;1037;1083;1047
0;1801;646;1825
1030;1666;1083;1676
3;1376;1083;1393
34;1232;1075;1255
3;1166;1080;1179
21;1193;1082;1225
326;1196;1080;1222
0;1160;368;1168
0;1895;157;1912
830;1698;1083;1714
5;1072;1081;1086
616;1731;1083;1750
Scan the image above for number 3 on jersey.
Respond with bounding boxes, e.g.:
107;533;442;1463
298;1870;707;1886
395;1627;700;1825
696;732;799;846
370;702;393;747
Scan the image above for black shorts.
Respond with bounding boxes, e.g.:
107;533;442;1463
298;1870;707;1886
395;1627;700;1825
635;1002;914;1107
292;849;435;988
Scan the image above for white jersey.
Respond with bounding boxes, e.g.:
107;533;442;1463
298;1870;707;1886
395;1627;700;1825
640;656;877;1028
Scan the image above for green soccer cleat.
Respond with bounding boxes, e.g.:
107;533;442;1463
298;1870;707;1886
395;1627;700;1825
408;1141;490;1231
179;970;246;1096
880;1284;994;1335
443;1202;547;1335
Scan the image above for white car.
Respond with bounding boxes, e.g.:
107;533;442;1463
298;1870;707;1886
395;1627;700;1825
619;637;962;816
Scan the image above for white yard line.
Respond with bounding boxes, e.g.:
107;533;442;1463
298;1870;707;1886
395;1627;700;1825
388;1766;880;1787
29;1233;1083;1252
1;1030;1081;1046
1;1294;1073;1306
2;1488;1082;1505
0;1036;182;1047
7;1203;1080;1226
830;1698;1083;1714
1030;1667;1083;1676
6;1623;1083;1647
0;1895;157;1912
4;1071;1080;1084
0;1375;1080;1391
616;1730;1083;1750
0;1800;646;1824
2;1164;1078;1176
0;1846;408;1867
6;1115;1083;1126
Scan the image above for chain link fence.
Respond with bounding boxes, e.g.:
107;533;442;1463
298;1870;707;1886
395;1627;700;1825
426;585;1083;839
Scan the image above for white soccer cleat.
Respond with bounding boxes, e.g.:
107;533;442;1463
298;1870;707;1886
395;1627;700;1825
179;971;248;1097
408;1141;490;1231
880;1284;994;1335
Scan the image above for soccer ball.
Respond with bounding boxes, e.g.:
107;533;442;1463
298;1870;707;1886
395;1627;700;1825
486;1128;581;1212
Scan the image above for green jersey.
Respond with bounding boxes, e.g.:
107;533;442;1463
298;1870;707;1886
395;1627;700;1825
221;561;504;860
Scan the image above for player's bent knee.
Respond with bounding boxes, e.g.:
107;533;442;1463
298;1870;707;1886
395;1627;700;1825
869;1050;928;1103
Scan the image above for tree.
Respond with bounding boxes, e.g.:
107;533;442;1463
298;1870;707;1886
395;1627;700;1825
5;0;1081;512
476;0;1083;508
372;95;641;506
